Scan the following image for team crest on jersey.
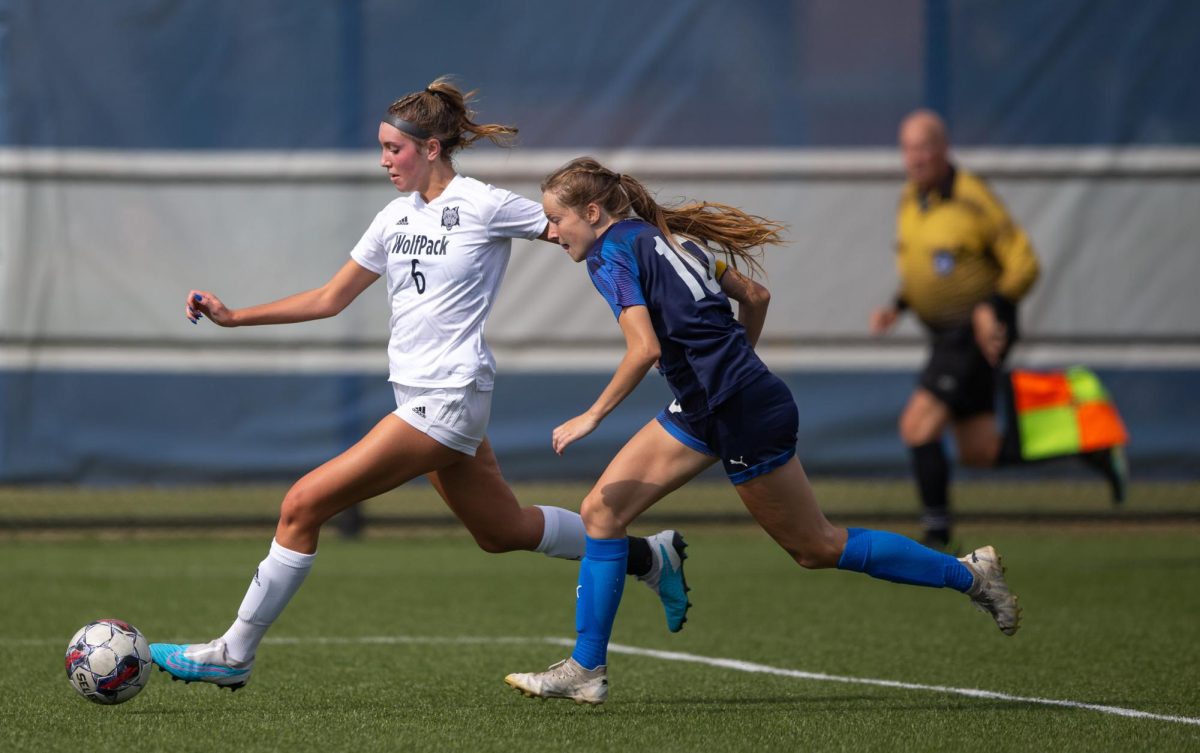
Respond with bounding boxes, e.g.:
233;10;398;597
441;206;460;230
933;249;956;276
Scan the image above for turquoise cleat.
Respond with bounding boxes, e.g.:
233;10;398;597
150;639;253;690
638;530;691;633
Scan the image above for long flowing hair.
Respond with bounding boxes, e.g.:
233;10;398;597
541;157;785;276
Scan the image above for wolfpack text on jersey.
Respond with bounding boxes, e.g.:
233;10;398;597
350;175;546;389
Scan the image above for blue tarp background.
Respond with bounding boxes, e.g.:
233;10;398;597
2;0;1197;149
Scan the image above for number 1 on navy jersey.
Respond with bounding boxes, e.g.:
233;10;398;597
653;237;721;301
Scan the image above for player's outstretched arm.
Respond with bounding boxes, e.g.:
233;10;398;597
186;259;380;327
551;305;660;455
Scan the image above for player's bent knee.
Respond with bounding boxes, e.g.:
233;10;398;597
278;484;329;535
899;397;946;447
580;499;626;539
899;418;937;447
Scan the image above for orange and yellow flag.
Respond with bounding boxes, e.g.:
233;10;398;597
1011;367;1128;461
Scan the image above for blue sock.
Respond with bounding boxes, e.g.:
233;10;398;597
572;536;628;670
837;528;974;592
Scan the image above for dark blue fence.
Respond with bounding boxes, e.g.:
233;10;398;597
1;368;1193;483
2;0;1197;149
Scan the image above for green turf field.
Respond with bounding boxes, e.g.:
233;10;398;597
2;482;1198;752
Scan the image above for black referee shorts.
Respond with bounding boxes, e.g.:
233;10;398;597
918;322;1015;418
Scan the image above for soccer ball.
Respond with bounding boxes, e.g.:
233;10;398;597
64;619;152;705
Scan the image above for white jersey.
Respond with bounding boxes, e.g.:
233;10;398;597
350;175;546;390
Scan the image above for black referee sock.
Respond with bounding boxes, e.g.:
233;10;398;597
626;536;652;577
911;441;951;541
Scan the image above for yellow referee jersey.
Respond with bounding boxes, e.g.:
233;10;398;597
894;165;1039;328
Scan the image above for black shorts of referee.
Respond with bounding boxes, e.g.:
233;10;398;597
918;312;1017;418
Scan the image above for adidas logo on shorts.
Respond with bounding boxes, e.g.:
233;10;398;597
412;405;426;418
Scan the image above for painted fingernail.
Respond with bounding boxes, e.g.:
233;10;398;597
193;294;202;302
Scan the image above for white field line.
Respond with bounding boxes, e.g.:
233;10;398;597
34;634;1199;726
549;638;1200;727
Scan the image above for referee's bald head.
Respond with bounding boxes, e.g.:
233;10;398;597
900;109;948;148
899;109;950;190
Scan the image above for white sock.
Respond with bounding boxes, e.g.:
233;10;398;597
534;505;587;561
221;538;316;663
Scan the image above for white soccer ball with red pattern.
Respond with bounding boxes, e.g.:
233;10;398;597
64;619;152;704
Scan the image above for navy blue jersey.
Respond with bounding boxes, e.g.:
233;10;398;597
587;219;768;413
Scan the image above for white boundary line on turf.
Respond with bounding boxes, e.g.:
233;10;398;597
541;639;1200;728
34;634;1199;726
269;635;1200;726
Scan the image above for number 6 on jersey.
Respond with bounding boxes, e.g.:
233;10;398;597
411;258;426;294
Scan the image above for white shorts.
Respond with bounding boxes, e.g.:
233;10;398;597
391;381;492;456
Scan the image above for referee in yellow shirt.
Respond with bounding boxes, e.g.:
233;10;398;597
870;110;1039;549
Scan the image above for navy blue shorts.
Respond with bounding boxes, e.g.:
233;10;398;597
655;372;798;485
